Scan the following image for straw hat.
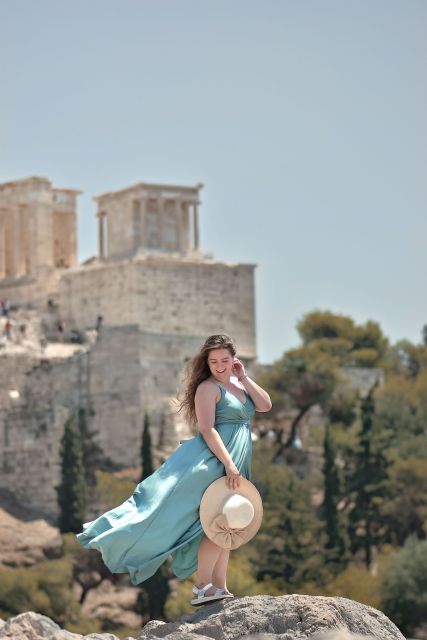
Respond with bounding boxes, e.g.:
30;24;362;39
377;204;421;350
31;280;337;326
199;477;263;550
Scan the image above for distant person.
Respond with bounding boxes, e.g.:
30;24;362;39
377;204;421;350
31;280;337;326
4;319;12;340
57;320;65;342
3;299;10;317
70;329;82;344
15;323;27;344
95;315;103;331
77;334;272;605
40;335;47;353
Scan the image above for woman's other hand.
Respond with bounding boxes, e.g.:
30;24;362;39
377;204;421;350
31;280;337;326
224;461;241;489
232;357;245;380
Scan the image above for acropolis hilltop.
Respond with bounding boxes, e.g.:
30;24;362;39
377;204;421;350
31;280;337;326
0;176;256;518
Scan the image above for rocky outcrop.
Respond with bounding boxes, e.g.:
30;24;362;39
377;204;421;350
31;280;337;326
0;612;115;639
0;507;62;567
0;595;405;640
137;595;404;640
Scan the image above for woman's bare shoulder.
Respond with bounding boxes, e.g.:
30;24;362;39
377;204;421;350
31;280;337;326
196;379;220;401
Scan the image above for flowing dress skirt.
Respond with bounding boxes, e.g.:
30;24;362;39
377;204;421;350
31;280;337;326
76;421;252;585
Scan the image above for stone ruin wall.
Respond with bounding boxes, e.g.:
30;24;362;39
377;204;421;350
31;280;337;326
0;353;86;518
0;352;39;409
0;325;227;519
0;177;257;520
0;267;61;309
57;258;256;359
0;255;257;520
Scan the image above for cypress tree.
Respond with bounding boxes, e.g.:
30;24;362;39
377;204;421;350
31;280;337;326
322;423;350;568
137;563;171;621
141;413;154;482
77;407;104;486
256;466;322;587
348;386;390;567
56;415;87;533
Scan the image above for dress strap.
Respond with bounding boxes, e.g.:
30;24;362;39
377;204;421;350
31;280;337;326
206;379;224;400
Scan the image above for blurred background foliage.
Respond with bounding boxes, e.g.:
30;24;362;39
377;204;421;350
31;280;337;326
0;310;426;639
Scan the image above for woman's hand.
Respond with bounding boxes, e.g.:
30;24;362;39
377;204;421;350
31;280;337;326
225;461;241;490
232;357;246;380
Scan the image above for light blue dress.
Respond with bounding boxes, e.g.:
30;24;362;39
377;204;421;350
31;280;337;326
76;382;255;585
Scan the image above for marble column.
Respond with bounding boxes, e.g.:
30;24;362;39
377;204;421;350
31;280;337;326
175;199;184;253
11;205;22;277
193;203;200;251
68;206;78;267
140;197;146;251
98;211;106;260
27;204;37;274
34;201;55;268
20;205;29;274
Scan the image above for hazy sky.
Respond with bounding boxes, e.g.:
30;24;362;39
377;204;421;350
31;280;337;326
1;0;426;363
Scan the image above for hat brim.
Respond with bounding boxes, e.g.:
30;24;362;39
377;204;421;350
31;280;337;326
199;477;263;550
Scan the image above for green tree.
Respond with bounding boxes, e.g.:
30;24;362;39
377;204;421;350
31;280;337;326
322;423;350;568
296;310;388;367
347;387;391;567
253;461;323;588
137;563;171;621
77;407;104;486
326;385;358;426
0;558;77;623
374;370;427;458
382;457;427;545
56;415;87;533
380;537;427;637
297;310;356;344
140;413;154;482
259;343;338;458
391;339;427;378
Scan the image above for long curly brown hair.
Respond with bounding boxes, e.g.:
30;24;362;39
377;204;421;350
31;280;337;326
177;334;237;428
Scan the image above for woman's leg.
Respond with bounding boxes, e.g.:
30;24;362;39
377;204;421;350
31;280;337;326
212;548;230;590
195;535;223;594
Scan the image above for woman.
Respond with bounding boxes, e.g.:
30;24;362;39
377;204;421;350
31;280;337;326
76;334;272;605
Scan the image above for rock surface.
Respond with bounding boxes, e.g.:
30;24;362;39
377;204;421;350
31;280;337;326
137;595;404;640
0;611;117;639
0;595;405;640
0;507;62;567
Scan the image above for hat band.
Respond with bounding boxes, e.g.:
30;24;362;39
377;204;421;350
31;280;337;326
209;514;251;549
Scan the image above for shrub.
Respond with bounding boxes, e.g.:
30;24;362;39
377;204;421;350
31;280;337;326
380;537;427;636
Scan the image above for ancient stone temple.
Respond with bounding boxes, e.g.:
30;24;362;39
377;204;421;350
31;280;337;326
96;181;202;260
0;176;257;518
58;181;255;356
0;177;80;306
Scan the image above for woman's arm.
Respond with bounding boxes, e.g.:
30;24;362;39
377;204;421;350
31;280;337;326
233;358;272;412
195;382;241;489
